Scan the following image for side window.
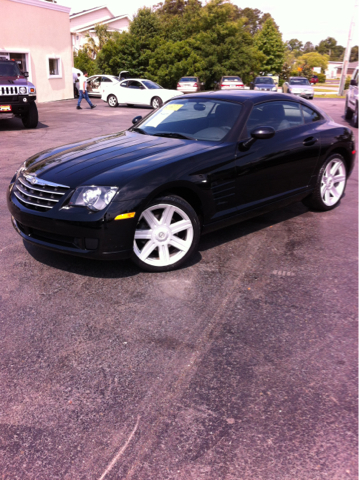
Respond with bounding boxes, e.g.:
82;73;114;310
128;81;143;89
247;101;303;133
120;81;128;88
301;105;321;124
101;76;112;82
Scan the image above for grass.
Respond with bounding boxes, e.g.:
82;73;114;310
314;88;339;92
314;94;345;99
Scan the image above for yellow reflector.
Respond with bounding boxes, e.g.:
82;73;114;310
115;212;136;220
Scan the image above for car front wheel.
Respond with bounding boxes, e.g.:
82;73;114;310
108;94;118;107
22;102;38;128
132;195;200;272
151;96;163;109
303;154;347;211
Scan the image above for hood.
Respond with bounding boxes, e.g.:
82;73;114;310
0;76;34;86
289;84;313;90
23;131;214;188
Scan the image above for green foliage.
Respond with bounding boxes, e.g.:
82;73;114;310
317;73;326;83
279;62;292;84
73;50;97;76
254;18;285;74
316;37;344;61
297;52;329;71
350;46;358;62
83;24;114;58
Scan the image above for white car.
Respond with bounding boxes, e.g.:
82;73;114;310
101;79;183;109
177;76;203;93
217;76;244;90
86;75;120;96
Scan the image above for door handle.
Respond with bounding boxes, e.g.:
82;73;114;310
303;136;318;146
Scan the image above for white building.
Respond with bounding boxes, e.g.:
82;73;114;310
70;6;130;53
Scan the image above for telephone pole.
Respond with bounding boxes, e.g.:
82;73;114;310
338;0;358;96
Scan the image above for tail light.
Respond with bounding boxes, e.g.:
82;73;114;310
236;84;244;87
177;83;181;88
221;84;228;87
193;83;198;88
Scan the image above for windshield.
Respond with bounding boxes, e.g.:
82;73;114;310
223;77;241;82
0;60;22;77
133;98;242;142
179;77;197;82
290;78;310;85
255;77;274;84
142;80;162;89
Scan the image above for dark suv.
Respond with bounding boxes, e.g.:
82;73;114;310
0;59;38;128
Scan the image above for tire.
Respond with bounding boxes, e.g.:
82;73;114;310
151;96;163;109
132;195;200;272
22;102;38;129
353;103;358;128
302;154;347;211
107;94;118;108
344;97;353;120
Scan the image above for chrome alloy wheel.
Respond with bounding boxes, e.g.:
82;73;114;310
320;158;346;207
134;203;194;267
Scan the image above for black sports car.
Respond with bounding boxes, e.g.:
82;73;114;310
7;91;356;272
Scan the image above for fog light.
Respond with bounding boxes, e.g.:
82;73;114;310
23;98;28;102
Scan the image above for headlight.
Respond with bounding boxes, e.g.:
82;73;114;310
69;186;118;211
254;87;259;90
19;87;27;94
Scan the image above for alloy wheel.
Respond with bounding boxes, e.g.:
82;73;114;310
320;158;346;207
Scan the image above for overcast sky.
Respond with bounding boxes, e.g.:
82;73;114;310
61;0;358;48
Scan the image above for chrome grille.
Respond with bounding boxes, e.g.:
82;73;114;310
14;174;70;211
0;86;20;95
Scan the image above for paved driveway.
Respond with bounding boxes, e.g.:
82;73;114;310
0;98;357;480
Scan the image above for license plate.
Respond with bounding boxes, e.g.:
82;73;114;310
0;105;11;112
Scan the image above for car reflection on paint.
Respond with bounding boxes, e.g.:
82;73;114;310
7;91;355;272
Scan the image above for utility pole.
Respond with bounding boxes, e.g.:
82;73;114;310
338;0;358;96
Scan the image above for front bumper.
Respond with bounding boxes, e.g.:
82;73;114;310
0;95;36;116
7;185;137;260
291;91;313;98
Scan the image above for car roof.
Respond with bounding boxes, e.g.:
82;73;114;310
179;90;299;103
289;77;309;80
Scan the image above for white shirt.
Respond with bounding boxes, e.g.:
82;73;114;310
78;74;88;91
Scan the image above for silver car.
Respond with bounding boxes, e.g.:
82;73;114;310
282;77;314;99
344;66;358;128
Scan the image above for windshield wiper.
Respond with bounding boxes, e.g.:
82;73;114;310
152;132;196;140
132;127;148;135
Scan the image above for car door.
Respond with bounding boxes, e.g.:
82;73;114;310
235;100;321;209
87;76;100;95
126;80;147;105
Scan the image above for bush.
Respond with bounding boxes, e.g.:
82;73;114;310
344;75;351;90
317;73;326;83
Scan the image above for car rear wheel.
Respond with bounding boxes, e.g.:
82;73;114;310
151;96;163;109
344;97;353;120
22;102;38;129
132;195;200;272
303;154;347;211
108;94;118;107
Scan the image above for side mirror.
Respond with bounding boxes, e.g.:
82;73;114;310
240;126;275;150
23;72;29;78
132;116;143;125
350;79;357;87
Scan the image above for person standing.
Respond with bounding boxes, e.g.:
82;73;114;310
77;71;96;110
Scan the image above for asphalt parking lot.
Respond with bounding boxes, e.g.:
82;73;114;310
0;96;357;480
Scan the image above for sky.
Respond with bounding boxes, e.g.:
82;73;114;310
60;0;358;48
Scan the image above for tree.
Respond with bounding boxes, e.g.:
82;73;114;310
82;24;114;59
297;52;329;72
316;36;344;60
73;50;97;76
286;38;303;52
350;45;358;62
303;41;315;53
255;18;285;74
238;8;277;35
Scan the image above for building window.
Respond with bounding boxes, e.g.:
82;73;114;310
47;56;62;78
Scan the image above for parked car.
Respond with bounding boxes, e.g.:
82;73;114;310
177;77;203;93
344;66;358;128
310;75;319;85
101;78;183;109
250;76;277;91
86;75;120;96
216;76;244;90
8;91;355;273
282;77;314;99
